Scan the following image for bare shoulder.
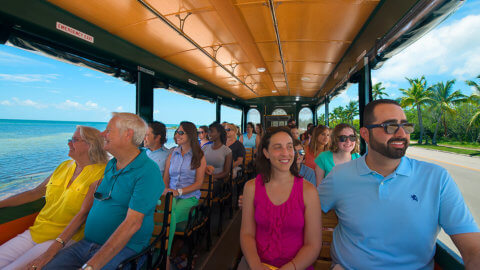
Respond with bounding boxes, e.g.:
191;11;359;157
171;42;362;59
302;179;320;204
244;178;256;193
302;179;317;194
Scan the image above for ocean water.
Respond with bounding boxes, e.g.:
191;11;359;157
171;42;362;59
0;119;178;200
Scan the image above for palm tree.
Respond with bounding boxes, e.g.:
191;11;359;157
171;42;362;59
372;82;389;100
429;80;467;144
399;76;431;144
344;101;359;126
465;75;480;130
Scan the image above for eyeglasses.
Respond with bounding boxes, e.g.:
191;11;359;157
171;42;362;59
296;149;305;156
225;128;231;132
68;137;84;143
175;130;185;135
94;168;124;201
338;135;357;142
365;122;415;134
197;131;204;135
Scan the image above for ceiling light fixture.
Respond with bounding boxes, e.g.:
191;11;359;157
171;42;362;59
228;80;237;85
257;67;266;72
272;90;278;93
301;76;311;81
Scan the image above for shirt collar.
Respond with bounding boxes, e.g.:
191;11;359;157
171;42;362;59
148;145;169;153
107;148;148;174
173;146;192;156
356;155;412;177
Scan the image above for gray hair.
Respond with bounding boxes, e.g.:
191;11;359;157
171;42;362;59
112;112;147;146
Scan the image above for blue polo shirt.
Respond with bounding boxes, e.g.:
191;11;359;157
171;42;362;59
318;155;478;270
299;164;316;186
85;149;164;253
146;145;170;175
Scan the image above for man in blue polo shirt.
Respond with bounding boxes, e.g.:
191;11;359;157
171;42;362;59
144;121;171;176
45;112;164;270
318;99;480;269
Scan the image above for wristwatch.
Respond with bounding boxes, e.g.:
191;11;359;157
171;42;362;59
81;263;94;270
178;188;183;196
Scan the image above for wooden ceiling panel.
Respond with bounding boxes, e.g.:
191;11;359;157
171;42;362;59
286;62;334;77
236;3;277;42
282;41;350;63
164;50;217;71
144;0;212;16
275;1;379;41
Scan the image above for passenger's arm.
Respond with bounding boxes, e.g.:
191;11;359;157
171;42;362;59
255;136;260;154
213;153;232;179
163;152;173;189
240;179;268;270
233;157;244;168
26;180;100;269
239;135;244;143
84;208;144;269
0;174;51;208
280;182;322;270
450;232;480;269
170;157;207;196
315;165;325;187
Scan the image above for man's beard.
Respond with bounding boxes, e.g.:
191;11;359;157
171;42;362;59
368;134;409;159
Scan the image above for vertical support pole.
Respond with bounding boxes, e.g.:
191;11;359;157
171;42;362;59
216;99;222;123
242;106;248;133
136;71;154;123
325;96;330;127
312;105;317;126
358;56;372;154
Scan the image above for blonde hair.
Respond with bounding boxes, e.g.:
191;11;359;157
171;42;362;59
308;125;330;157
77;126;108;164
112;112;147;146
228;123;238;135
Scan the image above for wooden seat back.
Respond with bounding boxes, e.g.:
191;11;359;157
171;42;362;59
153;192;173;251
314;210;338;270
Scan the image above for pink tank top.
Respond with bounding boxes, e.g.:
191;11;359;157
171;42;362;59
254;174;313;269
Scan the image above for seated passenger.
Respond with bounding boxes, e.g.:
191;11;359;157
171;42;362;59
293;139;316;186
40;113;164;270
314;123;360;185
163;121;206;259
0;126;107;270
290;125;300;140
225;123;246;179
318;100;480;269
240;127;321;270
203;122;232;180
198;125;212;148
144;121;170;176
255;123;264;142
240;122;260;153
287;118;297;129
304;125;330;170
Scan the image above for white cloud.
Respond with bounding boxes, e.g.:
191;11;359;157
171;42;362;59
374;14;480;83
115;106;124;111
154;110;160;114
83;73;103;79
56;99;105;111
0;73;60;83
0;97;48;109
85;101;99;109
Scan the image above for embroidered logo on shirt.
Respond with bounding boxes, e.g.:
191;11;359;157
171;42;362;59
411;194;418;202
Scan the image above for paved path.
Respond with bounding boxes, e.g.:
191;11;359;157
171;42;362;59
407;146;480;256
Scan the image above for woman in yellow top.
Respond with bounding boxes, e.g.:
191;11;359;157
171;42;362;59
0;126;108;270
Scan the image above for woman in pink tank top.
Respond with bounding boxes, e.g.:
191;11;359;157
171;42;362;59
240;127;322;270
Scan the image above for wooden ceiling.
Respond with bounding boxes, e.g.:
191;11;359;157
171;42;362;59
47;0;380;100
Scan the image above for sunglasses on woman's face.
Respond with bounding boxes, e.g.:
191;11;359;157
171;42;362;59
197;131;204;135
225;128;231;132
296;149;305;156
175;130;185;135
338;135;356;142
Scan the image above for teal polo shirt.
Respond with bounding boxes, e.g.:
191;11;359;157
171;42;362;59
318;155;478;270
314;150;360;177
85;149;164;253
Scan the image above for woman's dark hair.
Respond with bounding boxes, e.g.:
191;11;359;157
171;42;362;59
199;125;209;140
255;123;264;137
209;122;227;145
148;121;167;145
330;123;360;154
256;127;299;184
180;121;204;170
247;122;256;133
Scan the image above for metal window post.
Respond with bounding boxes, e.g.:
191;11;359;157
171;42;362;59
216;99;221;123
312;105;318;126
136;71;154;123
325;96;330;127
358;56;372;154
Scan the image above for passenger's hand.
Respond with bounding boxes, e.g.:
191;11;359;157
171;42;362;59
206;165;214;175
26;250;57;270
238;195;244;209
168;188;179;197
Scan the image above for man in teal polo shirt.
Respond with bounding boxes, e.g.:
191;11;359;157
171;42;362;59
318;99;480;269
45;112;164;270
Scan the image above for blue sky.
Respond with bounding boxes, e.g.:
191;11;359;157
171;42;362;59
1;1;479;125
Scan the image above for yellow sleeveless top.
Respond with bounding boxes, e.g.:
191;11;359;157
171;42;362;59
29;160;106;243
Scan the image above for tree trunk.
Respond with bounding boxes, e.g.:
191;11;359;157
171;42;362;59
432;113;442;145
443;114;448;137
416;105;424;144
